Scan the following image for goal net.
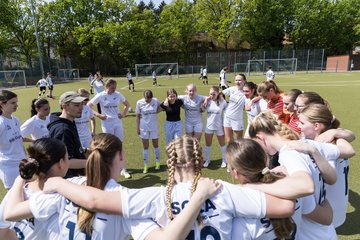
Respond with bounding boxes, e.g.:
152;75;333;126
0;70;27;88
135;63;179;79
246;58;297;76
57;68;80;81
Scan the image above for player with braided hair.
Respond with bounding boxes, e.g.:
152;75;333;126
4;133;221;240
248;111;340;239
160;135;294;239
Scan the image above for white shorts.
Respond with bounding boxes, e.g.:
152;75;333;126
101;118;124;141
223;116;244;131
205;127;224;136
185;121;203;134
164;121;182;145
0;160;20;189
139;129;159;140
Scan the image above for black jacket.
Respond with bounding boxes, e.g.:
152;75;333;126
48;112;85;178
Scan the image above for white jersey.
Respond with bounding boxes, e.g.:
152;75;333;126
46;76;53;86
279;145;337;239
178;95;205;125
0;184;59;239
36;78;47;87
219;70;227;87
90;91;126;120
232;217;277;240
92;80;105;95
152;71;156;79
266;70;275;81
205;99;227;131
127;73;132;81
75;105;94;148
202;68;207;77
20;115;50;140
245;98;267;125
29;177;158;240
136;98;160;131
0;115;26;162
302;139;346;228
222;86;246;120
122;180;266;240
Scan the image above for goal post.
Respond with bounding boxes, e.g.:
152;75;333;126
0;70;27;88
246;58;297;76
57;68;80;81
135;63;179;79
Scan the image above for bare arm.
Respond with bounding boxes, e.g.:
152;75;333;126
90;117;96;136
246;171;314;199
136;113;141;135
119;100;130;118
87;101;107;120
336;138;356;159
4;177;33;221
264;194;295;218
316;128;355;143
304;199;333;225
286;140;337;185
0;229;17;240
145;178;221;240
43;177;122;214
68;158;87;169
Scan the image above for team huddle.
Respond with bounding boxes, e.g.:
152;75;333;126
0;70;356;239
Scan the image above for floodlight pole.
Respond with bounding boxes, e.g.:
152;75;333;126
29;0;45;77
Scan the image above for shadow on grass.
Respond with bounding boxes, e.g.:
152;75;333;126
120;166;167;188
206;159;224;171
336;189;360;235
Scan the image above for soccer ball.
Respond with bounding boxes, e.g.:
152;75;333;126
128;107;133;113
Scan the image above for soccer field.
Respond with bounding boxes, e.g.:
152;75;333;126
1;71;360;239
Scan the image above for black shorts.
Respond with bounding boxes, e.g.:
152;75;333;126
40;86;46;92
48;85;53;90
128;80;134;85
203;76;208;79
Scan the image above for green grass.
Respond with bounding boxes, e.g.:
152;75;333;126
2;72;360;239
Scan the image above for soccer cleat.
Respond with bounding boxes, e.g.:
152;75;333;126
221;162;227;168
143;164;148;174
155;162;161;170
203;160;210;168
121;169;131;179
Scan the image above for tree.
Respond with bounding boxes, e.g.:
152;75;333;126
239;0;294;49
195;0;242;50
158;0;196;58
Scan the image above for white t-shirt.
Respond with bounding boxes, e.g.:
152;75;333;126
136;98;160;131
178;95;205;125
302;139;346;228
232;217;277;240
90;91;126;120
0;115;26;162
245;98;267;125
0;184;59;239
46;76;53;86
122;180;266;240
222;86;246;120
127;73;132;81
219;70;227;87
75;105;94;146
279;145;337;239
29;177;158;240
36;79;47;87
92;80;105;95
202;68;207;77
21;115;50;140
205;99;227;131
266;70;275;81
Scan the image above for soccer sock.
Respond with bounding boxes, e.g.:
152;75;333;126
154;147;160;162
143;149;149;165
205;146;211;163
221;145;227;163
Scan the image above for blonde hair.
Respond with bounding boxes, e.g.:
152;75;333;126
257;80;281;96
185;84;197;94
77;133;122;235
226;139;294;239
300;104;340;133
77;88;90;98
165;135;203;225
105;79;117;88
249;111;299;140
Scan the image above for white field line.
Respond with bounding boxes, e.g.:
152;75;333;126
120;79;147;89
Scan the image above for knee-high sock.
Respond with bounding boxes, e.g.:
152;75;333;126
205;146;211;163
143;149;149;165
221;145;227;163
154;147;160;162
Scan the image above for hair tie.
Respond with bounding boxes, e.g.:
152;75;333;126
175;162;194;168
331;115;336;124
28;158;40;168
261;167;270;175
